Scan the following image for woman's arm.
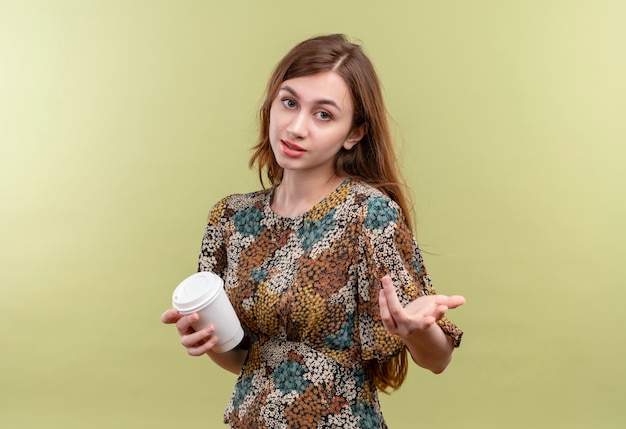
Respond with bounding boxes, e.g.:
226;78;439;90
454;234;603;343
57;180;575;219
378;276;465;374
206;348;248;375
161;309;247;375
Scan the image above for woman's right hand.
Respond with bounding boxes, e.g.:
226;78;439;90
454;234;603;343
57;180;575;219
160;309;220;356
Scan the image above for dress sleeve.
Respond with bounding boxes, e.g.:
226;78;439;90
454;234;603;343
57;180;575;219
197;197;229;278
197;196;254;350
357;196;463;362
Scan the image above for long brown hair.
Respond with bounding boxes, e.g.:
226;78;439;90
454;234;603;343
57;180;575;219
249;34;413;393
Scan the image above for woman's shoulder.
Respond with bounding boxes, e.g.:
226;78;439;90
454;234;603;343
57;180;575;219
220;189;270;208
349;180;399;208
347;180;405;230
350;180;384;197
207;189;270;224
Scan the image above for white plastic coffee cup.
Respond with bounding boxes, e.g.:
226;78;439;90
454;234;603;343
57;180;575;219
172;271;244;353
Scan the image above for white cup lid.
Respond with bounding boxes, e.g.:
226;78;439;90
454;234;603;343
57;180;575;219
172;272;223;313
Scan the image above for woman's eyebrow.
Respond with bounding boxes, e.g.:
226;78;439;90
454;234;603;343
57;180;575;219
279;85;342;111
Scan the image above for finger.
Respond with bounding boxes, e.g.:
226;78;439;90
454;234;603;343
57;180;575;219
176;313;199;335
447;295;466;309
379;288;397;333
161;308;181;324
433;294;465;310
380;276;406;321
186;335;219;356
432;304;449;321
422;315;437;327
181;326;214;348
183;328;218;356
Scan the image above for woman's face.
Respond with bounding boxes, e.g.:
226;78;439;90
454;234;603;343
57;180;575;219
268;71;363;179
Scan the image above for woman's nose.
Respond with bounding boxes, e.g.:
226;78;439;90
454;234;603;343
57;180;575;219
287;112;308;139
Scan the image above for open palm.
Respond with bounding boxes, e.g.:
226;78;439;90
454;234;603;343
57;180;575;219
378;275;465;338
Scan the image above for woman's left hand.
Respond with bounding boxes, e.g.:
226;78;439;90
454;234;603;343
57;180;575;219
378;275;465;339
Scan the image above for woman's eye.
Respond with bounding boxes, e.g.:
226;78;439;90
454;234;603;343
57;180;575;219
282;98;297;109
316;111;331;120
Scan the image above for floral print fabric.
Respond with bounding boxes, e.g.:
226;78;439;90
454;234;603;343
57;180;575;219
198;179;462;428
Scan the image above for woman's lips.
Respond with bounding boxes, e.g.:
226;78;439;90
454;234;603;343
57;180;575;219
281;139;306;157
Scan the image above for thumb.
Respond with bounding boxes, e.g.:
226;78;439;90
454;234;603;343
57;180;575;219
379;279;398;332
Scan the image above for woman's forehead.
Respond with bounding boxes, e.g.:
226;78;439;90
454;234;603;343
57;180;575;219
279;71;352;108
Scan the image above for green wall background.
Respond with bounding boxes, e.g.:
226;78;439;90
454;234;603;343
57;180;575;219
1;1;624;428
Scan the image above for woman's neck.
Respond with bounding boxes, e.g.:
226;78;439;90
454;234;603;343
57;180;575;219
271;172;345;218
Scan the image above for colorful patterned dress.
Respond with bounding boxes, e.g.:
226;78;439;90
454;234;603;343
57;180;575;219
197;179;462;429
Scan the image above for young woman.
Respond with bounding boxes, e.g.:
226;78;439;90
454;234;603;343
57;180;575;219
161;34;464;429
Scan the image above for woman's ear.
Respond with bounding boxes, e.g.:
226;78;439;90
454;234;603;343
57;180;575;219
343;123;367;150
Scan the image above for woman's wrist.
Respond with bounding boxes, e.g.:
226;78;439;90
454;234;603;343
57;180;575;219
402;323;454;373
